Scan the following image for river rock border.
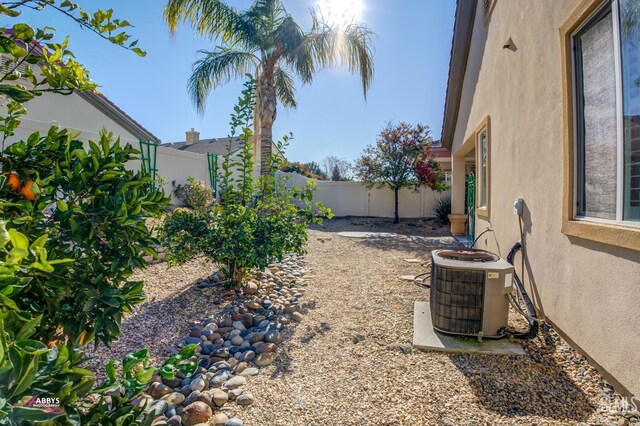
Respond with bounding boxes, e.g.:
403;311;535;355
139;254;308;426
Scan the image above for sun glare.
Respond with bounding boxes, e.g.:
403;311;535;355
318;0;365;25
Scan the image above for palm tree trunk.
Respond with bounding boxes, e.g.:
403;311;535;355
258;77;277;175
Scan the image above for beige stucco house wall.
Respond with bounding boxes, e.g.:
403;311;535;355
442;0;640;396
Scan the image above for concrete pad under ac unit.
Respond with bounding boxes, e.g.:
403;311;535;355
413;301;526;356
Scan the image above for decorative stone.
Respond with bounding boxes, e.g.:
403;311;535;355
246;301;260;310
232;321;245;331
239;367;259;377
243;282;258;295
255;352;276;367
291;312;303;322
204;322;218;332
148;382;173;398
161;392;185;407
183;391;202;407
211;389;228;407
223;375;247;390
234;361;248;374
214;348;230;358
239;350;255;362
130;394;153;408
167;415;182;426
246;333;264;343
265;330;283;344
212;412;229;426
194;390;213;407
231;335;244;346
162;376;183;388
235;393;255;406
152;416;169;426
189;376;206;392
255;342;276;355
180;402;212;426
208;333;222;342
228;388;243;401
225;418;244;426
145;400;169;416
209;371;232;388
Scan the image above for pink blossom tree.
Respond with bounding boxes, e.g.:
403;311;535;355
355;122;447;223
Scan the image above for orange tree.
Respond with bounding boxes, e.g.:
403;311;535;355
0;2;195;424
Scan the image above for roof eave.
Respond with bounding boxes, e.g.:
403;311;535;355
76;91;161;144
440;0;477;150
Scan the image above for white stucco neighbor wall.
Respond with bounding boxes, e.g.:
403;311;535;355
280;172;449;218
2;92;227;205
8;92;140;145
449;0;640;396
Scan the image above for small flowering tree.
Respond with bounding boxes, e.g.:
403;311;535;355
355;121;447;223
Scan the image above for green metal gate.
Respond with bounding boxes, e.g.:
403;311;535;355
138;140;158;190
207;153;218;197
466;173;476;243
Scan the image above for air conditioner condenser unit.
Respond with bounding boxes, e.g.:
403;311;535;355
430;249;514;339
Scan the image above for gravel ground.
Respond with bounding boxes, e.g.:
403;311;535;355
91;217;634;425
88;257;219;374
223;218;632;426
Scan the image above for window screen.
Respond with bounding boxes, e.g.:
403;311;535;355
574;7;618;220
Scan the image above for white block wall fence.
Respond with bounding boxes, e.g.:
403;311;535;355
6;91;448;215
280;172;450;218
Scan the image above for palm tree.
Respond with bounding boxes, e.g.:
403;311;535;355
164;0;375;174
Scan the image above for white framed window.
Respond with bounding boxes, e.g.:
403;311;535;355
573;0;640;224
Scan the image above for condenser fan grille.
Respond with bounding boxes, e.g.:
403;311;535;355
430;264;485;335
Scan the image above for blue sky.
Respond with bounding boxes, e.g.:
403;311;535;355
19;0;455;163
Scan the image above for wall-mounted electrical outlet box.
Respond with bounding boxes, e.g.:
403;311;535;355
513;198;524;215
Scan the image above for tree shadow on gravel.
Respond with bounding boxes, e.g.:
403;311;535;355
448;332;595;422
88;274;218;378
353;235;456;259
299;322;331;345
310;217;452;238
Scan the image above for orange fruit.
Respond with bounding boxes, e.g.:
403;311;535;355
2;173;21;192
47;340;61;349
20;180;36;201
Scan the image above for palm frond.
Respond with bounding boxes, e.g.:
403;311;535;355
339;23;375;99
304;10;338;69
188;48;259;114
274;66;297;108
164;0;257;49
276;16;315;84
299;12;375;99
242;0;285;44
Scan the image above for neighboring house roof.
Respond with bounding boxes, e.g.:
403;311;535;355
162;137;243;155
440;0;478;150
0;30;160;143
76;91;161;144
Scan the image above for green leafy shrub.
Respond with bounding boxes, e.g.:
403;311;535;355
160;77;332;286
0;129;173;423
431;195;451;225
0;220;196;424
0;128;169;347
172;177;215;210
279;161;328;180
